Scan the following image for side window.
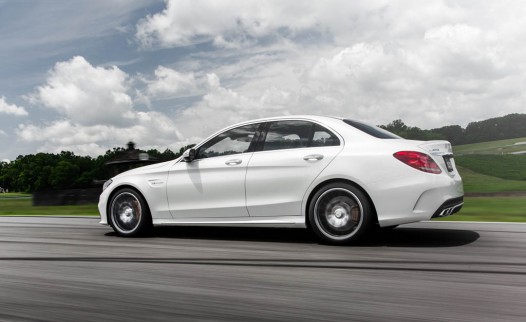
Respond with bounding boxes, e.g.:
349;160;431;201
263;121;312;151
312;124;340;147
262;121;340;151
197;124;258;159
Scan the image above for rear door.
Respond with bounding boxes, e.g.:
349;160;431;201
245;120;344;217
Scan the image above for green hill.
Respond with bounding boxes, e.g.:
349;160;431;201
448;136;526;196
451;137;526;193
454;136;526;155
457;166;526;193
455;155;526;181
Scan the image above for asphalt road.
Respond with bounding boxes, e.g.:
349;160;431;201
0;217;525;322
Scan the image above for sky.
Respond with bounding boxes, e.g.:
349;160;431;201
1;0;526;161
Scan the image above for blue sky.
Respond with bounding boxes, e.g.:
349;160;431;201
1;0;526;161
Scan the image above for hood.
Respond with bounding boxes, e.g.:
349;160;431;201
114;159;177;179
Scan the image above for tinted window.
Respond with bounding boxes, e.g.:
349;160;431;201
262;121;340;151
197;124;258;159
343;119;400;139
312;124;340;147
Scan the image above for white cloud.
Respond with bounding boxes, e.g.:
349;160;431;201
135;0;323;48
145;66;200;99
29;56;134;127
5;1;526;161
173;31;524;136
0;96;28;116
18;56;183;156
17;110;181;157
135;0;464;49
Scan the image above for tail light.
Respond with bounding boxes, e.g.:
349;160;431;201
393;151;442;174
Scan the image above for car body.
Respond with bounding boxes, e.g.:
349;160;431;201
98;115;463;244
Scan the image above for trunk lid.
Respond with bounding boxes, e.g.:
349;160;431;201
418;140;457;174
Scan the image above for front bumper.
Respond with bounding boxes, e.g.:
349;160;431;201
98;191;109;225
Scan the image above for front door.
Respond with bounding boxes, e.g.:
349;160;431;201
166;123;259;219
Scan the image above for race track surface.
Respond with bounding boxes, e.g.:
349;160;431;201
0;217;525;321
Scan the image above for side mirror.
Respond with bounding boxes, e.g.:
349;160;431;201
182;148;196;162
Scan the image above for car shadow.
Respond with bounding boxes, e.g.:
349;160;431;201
361;227;480;247
151;226;316;244
105;225;480;247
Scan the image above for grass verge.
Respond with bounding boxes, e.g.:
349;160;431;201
0;192;32;198
0;198;98;216
1;195;524;222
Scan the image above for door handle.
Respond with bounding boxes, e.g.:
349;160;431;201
225;159;242;166
303;154;324;161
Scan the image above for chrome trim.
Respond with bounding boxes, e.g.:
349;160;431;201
437;202;464;217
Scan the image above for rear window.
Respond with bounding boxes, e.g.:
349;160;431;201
343;119;400;139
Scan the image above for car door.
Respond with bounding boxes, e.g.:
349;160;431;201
166;123;259;219
245;120;344;217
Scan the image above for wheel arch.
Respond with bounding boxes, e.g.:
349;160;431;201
305;178;378;228
106;184;152;226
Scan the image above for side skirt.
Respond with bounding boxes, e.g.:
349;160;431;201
152;216;306;228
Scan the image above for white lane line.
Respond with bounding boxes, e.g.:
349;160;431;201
422;221;526;225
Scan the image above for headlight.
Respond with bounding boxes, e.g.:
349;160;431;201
102;179;113;191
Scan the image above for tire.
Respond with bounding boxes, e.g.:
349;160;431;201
308;183;374;244
108;188;152;237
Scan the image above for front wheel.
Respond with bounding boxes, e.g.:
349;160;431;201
308;183;374;244
108;188;152;237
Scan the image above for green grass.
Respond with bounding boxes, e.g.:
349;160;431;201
436;197;526;222
0;192;32;199
0;194;524;222
454;136;526;155
457;166;526;193
455;154;526;181
0;198;98;216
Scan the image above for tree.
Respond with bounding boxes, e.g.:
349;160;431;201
49;160;80;190
431;125;465;145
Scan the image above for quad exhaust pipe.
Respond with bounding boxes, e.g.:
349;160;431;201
437;202;464;217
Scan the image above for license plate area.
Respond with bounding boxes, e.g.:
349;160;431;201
443;154;454;172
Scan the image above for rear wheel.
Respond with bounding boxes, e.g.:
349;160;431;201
308;183;374;244
108;188;152;237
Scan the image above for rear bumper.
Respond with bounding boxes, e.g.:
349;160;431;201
431;196;464;218
375;173;464;227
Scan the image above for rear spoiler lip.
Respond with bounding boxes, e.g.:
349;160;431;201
418;140;453;155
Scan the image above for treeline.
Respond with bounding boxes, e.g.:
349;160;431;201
381;113;526;145
0;145;193;193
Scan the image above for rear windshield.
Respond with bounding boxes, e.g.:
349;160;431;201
343;119;400;139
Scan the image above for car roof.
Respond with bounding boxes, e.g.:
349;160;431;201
202;114;379;144
232;114;343;126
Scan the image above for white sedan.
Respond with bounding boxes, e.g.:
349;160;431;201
98;115;463;244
